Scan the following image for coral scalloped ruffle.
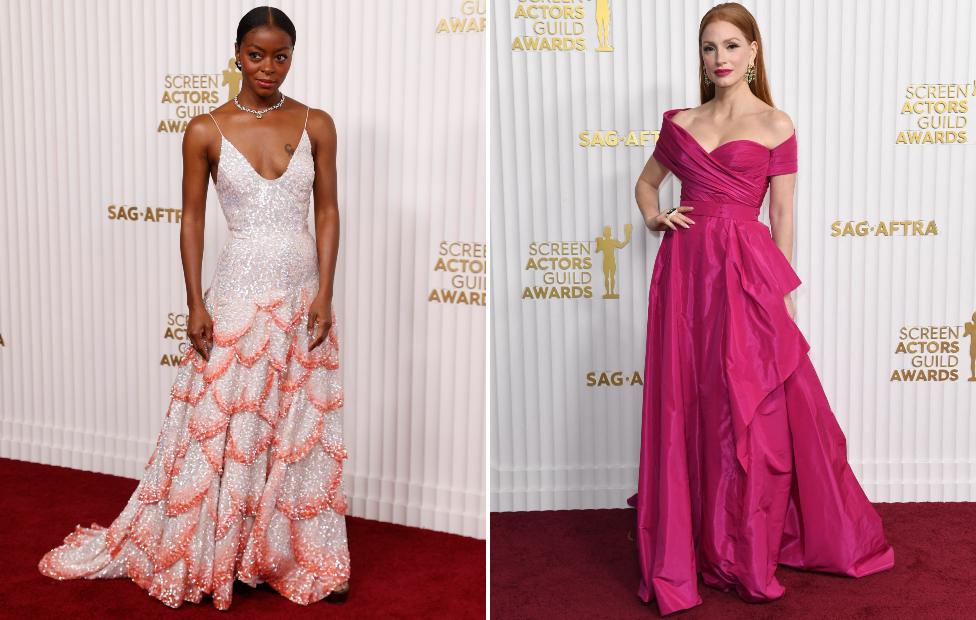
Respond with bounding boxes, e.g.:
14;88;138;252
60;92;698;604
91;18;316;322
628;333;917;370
38;278;350;609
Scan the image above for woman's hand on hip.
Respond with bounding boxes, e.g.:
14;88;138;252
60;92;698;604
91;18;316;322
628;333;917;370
646;206;695;232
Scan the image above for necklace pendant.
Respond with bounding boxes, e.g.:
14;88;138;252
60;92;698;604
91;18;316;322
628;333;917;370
256;112;263;119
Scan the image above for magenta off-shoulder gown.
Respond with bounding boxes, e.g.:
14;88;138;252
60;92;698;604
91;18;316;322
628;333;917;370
630;108;894;615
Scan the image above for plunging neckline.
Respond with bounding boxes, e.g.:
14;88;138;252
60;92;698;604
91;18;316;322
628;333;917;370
218;128;307;183
665;108;794;156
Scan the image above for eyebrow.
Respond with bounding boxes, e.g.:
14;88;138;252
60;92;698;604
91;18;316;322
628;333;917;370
702;37;741;44
245;44;291;52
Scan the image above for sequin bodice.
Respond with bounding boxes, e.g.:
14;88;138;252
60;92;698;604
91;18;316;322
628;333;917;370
206;110;318;304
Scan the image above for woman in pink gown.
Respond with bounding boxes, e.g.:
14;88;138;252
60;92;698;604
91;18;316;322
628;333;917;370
630;4;894;615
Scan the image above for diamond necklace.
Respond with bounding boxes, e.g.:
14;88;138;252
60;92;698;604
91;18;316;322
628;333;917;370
233;92;285;119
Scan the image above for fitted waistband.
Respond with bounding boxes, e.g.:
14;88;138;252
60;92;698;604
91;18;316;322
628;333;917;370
678;200;759;221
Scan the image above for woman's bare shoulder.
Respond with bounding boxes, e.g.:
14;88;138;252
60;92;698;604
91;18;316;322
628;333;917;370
763;108;795;143
670;105;700;129
306;106;336;128
201;101;235;123
305;107;337;146
183;111;221;149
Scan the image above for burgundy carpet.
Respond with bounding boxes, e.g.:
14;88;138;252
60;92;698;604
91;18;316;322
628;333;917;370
491;505;976;618
0;458;484;619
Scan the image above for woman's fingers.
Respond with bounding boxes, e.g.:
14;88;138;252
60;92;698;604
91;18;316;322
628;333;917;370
669;214;689;229
185;307;214;362
194;334;208;362
307;311;321;351
191;325;212;362
656;207;697;231
309;322;329;351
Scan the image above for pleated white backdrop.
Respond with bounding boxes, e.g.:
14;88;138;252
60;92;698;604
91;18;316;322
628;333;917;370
491;0;976;511
0;0;486;539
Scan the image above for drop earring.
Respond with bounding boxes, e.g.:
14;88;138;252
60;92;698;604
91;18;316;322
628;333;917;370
746;62;756;84
702;66;710;87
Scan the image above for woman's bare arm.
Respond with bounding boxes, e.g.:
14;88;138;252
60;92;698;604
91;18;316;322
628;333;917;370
768;173;796;263
636;154;693;231
635;154;667;225
309;110;340;302
767;111;798;264
179;114;215;359
180;116;213;310
305;109;340;351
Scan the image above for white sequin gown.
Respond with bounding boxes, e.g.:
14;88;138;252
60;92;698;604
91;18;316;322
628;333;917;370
39;105;350;609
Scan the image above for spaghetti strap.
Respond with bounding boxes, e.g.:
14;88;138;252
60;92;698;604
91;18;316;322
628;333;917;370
207;111;225;138
303;105;310;131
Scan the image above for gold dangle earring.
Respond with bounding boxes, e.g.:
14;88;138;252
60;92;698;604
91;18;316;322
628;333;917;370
702;66;711;87
746;62;756;84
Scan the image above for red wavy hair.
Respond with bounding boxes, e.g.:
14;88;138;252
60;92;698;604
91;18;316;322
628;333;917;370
698;2;774;106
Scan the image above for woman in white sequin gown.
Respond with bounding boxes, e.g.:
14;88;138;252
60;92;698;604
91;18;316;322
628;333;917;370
38;8;351;609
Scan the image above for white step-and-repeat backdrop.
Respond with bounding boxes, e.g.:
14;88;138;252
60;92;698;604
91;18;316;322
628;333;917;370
491;0;975;511
0;0;486;539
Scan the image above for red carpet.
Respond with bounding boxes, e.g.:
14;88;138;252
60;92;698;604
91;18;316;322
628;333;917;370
0;458;484;618
491;505;976;618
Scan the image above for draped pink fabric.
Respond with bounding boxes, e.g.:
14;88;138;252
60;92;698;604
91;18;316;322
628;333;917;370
629;108;894;615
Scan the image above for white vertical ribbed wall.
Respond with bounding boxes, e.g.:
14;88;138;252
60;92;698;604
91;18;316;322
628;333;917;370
0;0;485;539
491;0;976;510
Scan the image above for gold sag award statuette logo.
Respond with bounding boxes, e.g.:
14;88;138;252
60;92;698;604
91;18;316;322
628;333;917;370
523;224;630;300
511;0;614;52
897;81;973;145
594;0;613;51
429;241;487;306
596;224;631;299
160;57;242;134
890;310;976;382
436;0;486;34
161;311;191;367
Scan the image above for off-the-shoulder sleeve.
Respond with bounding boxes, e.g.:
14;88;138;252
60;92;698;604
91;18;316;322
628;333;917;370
651;115;678;173
767;131;797;176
